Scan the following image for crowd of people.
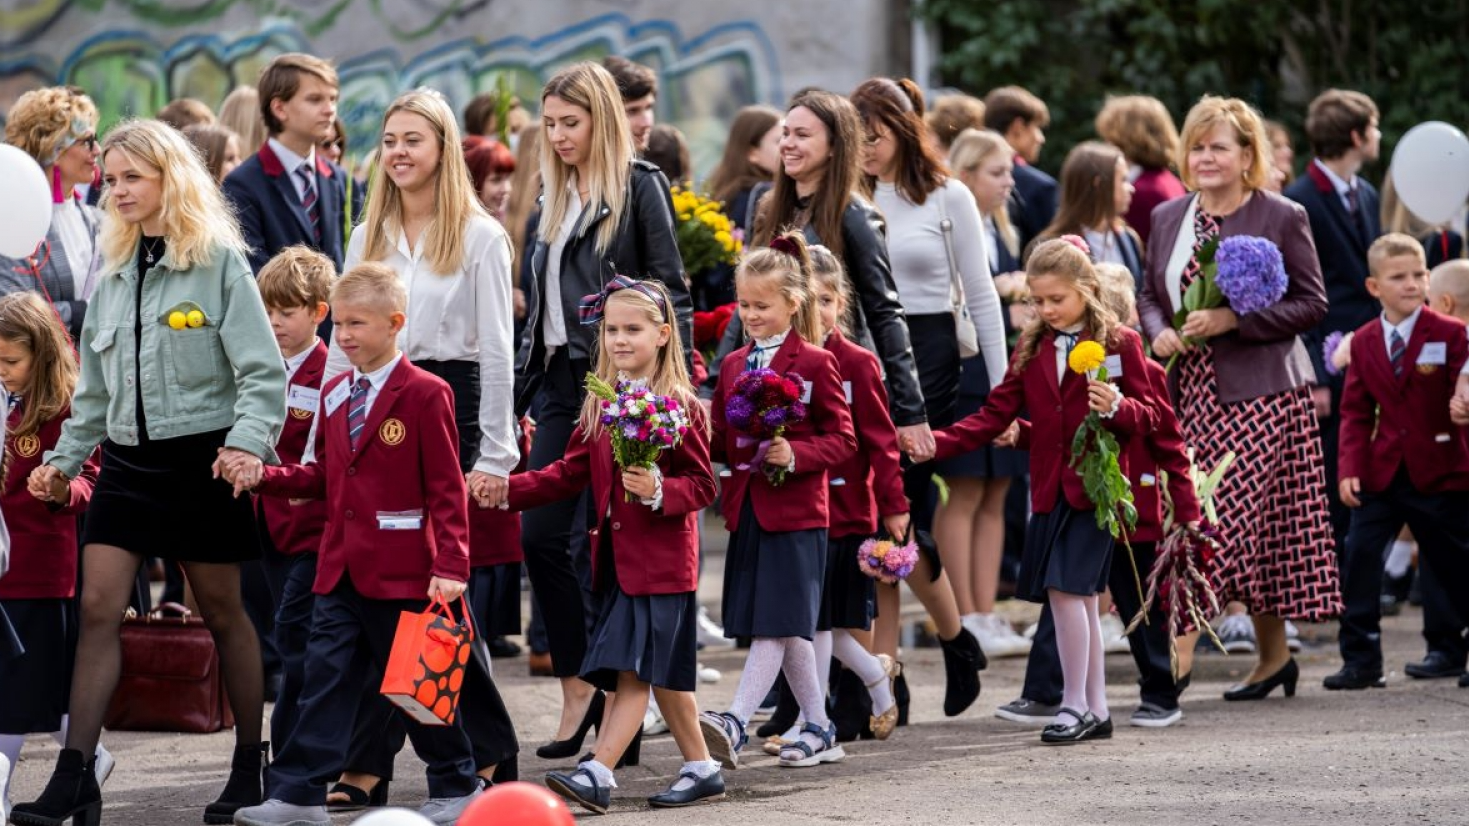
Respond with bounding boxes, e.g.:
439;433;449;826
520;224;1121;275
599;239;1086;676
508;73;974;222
0;45;1466;826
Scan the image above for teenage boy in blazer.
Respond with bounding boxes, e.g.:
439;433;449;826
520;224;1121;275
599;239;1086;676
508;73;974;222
1284;89;1383;548
1328;234;1469;691
230;263;481;826
223;53;358;277
984;86;1058;252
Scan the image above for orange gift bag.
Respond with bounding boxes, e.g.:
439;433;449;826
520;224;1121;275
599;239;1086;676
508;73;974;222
380;598;473;726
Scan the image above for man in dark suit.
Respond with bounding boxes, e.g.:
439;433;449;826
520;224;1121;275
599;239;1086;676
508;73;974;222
223;53;357;276
1284;88;1383;561
984;85;1057;252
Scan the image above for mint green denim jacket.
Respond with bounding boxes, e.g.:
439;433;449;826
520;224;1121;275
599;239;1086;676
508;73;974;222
44;242;287;478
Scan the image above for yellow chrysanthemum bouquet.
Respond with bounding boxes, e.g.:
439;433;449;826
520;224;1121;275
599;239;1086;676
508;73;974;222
1066;340;1137;539
671;185;742;277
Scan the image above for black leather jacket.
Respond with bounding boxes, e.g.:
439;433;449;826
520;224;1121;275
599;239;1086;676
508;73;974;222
515;160;693;414
703;197;927;427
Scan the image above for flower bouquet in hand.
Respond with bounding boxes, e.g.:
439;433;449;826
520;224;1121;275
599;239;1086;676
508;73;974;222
1166;235;1289;371
1125;449;1234;678
857;535;919;585
1066;341;1138;539
725;368;806;486
671;186;742;277
585;374;691;501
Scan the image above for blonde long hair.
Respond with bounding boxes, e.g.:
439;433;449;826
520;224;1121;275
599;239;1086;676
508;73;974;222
736;230;823;346
539;62;634;256
948;128;1019;259
98;119;247;271
1012;238;1121;372
357;89;488;275
577;280;703;437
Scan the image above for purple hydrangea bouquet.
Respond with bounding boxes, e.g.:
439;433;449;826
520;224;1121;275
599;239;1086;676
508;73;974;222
725;368;807;485
857;536;919;584
585;373;691;500
1167;235;1289;371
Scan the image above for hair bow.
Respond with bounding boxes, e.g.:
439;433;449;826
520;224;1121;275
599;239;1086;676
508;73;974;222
578;274;668;325
769;236;802;260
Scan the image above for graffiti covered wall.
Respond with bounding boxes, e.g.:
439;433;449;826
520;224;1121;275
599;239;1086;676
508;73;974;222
1;0;899;178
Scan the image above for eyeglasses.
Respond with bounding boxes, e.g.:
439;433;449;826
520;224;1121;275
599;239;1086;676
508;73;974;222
74;135;98;151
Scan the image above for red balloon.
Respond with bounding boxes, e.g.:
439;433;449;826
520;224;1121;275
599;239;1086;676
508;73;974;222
460;781;575;826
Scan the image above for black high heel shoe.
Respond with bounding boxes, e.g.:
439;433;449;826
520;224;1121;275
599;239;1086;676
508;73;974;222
1223;658;1299;701
578;725;642;768
10;748;102;826
537;690;606;759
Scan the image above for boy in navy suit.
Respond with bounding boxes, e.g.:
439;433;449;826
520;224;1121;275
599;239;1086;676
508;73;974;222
223;53;356;276
1285;89;1383;552
983;85;1056;252
230;263;481;826
1327;234;1469;691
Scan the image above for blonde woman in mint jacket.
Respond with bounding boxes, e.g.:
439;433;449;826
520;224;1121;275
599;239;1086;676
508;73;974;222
14;119;286;826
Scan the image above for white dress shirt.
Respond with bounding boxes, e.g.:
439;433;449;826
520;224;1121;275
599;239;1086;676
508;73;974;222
302;353;401;465
541;186;584;350
268;138;316;202
330;214;520;477
1313;158;1357;212
746;329;789;370
52;198;98;299
284;338;318;382
1380;308;1420;360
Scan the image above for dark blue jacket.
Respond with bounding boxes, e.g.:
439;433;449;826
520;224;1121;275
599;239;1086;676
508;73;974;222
223;142;359;274
1010;160;1058;253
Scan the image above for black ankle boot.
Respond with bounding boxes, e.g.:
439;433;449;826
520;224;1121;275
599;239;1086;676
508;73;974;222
202;742;268;824
10;748;101;826
894;669;911;727
755;676;799;738
831;667;873;742
940;627;985;717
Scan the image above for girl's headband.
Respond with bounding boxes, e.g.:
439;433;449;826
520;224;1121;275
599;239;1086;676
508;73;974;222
579;274;669;325
1058;234;1092;256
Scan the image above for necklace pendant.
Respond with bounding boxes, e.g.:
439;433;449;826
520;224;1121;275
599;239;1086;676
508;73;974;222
146;251;154;264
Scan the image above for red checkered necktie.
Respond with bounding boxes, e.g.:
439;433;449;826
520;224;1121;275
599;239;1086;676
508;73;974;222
1390;328;1406;377
347;376;371;449
296;163;321;244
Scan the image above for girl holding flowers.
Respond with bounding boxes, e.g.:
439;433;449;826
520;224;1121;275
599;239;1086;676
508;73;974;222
507;277;722;814
700;232;857;771
915;237;1170;744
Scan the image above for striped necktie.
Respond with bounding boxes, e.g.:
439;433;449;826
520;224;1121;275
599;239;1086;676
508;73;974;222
1389;329;1406;377
347;376;371;449
297;163;321;244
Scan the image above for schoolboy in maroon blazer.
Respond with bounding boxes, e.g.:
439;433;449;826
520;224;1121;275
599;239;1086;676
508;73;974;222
235;263;480;825
824;329;906;538
508;411;716;596
711;331;857;533
0;408;98;600
932;325;1158;515
1329;234;1469;691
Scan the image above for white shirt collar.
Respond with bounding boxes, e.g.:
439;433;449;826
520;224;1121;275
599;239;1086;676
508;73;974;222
283;338;319;378
1381;307;1422;343
1313;158;1355;201
353;353;403;389
269;137;317;176
753;329;790;350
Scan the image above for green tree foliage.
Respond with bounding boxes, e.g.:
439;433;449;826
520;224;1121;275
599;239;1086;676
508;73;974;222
919;0;1469;182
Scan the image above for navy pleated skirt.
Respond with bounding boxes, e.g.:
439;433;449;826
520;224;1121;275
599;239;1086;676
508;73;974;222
0;598;76;733
579;534;698;692
721;494;827;640
818;534;876;632
1017;499;1114;602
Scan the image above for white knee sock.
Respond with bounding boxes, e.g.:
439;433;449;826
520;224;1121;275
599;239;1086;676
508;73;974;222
1385;540;1414;579
1049;590;1092;725
1083;596;1110;722
832;630;893;713
728;637;787;724
780;637;831;752
0;734;23;803
812;630;834;699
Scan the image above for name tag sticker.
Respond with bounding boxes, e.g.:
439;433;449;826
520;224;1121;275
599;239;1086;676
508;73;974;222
287;384;319;413
831;477;847;486
1139;473;1156;487
1419;342;1447;365
1436;433;1453;443
1103;354;1123;377
843;381;853;405
801;380;813;404
378;509;423;530
323;381;350;416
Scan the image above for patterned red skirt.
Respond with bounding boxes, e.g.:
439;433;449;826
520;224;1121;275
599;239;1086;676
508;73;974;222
1177;346;1342;621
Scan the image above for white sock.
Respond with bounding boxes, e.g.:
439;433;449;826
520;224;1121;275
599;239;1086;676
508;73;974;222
1385;540;1414;579
831;630;893;714
728;638;787;724
576;759;617;789
0;734;22;804
669;759;722;791
812;630;834;698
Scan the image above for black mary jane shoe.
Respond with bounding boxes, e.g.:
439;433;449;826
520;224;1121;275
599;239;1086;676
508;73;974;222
1223;658;1300;701
545;768;611;815
647;769;727;808
1040;708;1098;744
1081;716;1113;741
325;779;390;812
1322;665;1386;691
537;690;605;760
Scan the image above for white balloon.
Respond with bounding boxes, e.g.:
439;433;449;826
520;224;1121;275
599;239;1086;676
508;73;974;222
1390;121;1469;225
352;809;435;826
0;144;53;258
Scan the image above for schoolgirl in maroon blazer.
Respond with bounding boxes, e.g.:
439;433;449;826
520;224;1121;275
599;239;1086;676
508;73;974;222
699;233;857;774
920;237;1174;745
0;292;104;803
506;278;721;814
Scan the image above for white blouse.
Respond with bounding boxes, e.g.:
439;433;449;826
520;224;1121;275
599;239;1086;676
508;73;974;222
329;214;519;477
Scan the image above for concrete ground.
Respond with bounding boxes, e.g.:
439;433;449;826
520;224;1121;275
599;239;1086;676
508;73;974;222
8;531;1469;825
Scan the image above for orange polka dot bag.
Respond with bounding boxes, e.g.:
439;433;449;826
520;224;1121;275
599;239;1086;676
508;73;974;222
380;598;475;726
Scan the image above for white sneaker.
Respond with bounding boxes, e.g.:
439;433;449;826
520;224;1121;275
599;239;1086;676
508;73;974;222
698;662;722;684
94;743;115;787
1284;620;1303;652
973;614;1031;658
697;607;735;649
1022;621;1039;640
643;697;669;736
1216;614;1257;654
1;752;10;823
1100;613;1132;654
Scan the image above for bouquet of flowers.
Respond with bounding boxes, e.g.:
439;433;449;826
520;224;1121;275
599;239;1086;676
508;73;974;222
1066;340;1138;539
671;186;742;277
1125;450;1235;678
725;368;806;486
1322;330;1354;376
1166;235;1289;371
585;373;691;501
857;536;919;584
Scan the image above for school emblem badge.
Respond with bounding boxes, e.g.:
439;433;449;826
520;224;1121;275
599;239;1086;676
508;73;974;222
1416;363;1438;375
379;418;406;446
14;434;39;457
289;407;313;420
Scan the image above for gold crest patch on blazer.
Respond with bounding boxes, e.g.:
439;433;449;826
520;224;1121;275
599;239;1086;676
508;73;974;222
379;418;406;446
13;434;40;458
289;407;313;420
